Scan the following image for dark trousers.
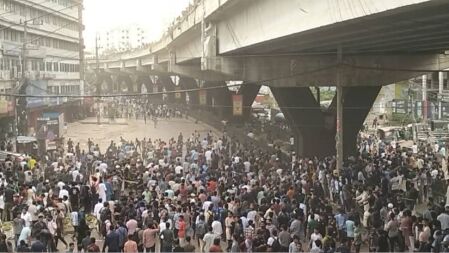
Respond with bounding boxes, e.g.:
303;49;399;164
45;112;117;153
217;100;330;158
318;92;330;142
146;246;156;252
54;233;68;248
389;236;399;252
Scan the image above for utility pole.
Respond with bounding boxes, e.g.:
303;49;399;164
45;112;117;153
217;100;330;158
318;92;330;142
409;83;417;142
95;34;101;124
336;46;343;174
439;71;444;119
77;0;85;96
13;20;29;150
422;74;428;123
21;21;28;79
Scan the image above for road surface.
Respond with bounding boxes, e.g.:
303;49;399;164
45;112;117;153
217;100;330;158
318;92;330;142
65;117;220;152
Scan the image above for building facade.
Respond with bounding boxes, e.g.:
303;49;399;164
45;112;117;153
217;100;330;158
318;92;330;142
97;25;147;54
0;0;83;139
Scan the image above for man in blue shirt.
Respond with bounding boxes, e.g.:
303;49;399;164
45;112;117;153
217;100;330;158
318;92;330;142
103;225;121;252
334;208;347;241
30;237;46;252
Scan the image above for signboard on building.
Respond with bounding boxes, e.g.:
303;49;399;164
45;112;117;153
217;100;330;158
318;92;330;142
0;100;7;114
199;90;207;105
26;80;54;108
232;95;243;116
36;112;64;151
175;87;181;99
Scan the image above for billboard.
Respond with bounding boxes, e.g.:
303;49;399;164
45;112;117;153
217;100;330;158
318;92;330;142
199;90;207;105
36;112;64;151
232;95;243;116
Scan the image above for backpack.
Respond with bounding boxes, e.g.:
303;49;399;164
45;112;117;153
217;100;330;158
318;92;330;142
195;221;206;236
100;207;111;222
271;237;281;252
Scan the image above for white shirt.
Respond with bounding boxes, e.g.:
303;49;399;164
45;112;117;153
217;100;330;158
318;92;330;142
59;189;69;199
244;161;251;172
57;181;65;190
0;195;5;209
175;165;183;175
71;211;79;226
17;226;31;246
21;212;32;227
202;201;212;211
94;203;103;220
310;232;323;248
205;150;212;161
98;183;107;201
72;170;80;181
211;220;223;236
247;210;257;222
412;145;418;154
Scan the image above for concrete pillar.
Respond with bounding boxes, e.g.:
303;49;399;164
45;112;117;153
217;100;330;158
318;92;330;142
180;77;198;106
239;84;261;119
339;86;382;156
422;74;428;122
439;72;444;119
205;81;232;119
271;87;335;157
158;75;176;103
271;86;381;157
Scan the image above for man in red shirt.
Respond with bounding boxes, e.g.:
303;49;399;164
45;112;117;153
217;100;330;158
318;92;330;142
209;238;223;252
178;215;186;246
124;234;138;253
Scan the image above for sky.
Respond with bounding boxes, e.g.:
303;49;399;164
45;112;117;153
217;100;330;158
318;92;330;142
83;0;191;51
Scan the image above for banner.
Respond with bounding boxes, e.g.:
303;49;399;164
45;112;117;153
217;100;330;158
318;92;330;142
175;87;182;99
233;95;243;116
0;100;7;114
199;90;207;105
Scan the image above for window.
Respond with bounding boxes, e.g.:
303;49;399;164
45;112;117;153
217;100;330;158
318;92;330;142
46;62;52;72
38;60;44;71
53;62;59;72
31;60;37;71
10;30;17;42
19;4;26;16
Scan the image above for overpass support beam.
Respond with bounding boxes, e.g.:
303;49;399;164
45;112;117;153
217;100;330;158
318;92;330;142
179;77;198;105
239;84;261;119
271;86;381;157
271;87;335;156
158;75;176;103
204;82;233;119
204;54;449;85
340;86;381;156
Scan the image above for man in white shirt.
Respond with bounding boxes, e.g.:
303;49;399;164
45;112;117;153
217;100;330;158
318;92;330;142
211;219;223;237
93;199;104;220
175;164;183;175
205;150;212;166
21;210;32;227
17;226;31;246
59;187;69;200
438;206;449;230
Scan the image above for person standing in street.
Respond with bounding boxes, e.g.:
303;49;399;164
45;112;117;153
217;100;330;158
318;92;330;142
103;225;120;253
161;222;174;252
124;234;138;253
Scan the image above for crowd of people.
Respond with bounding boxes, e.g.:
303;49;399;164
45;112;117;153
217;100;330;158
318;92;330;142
0;108;449;253
101;99;185;126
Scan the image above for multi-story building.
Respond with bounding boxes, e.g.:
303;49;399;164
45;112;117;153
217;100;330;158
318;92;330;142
97;25;147;54
0;0;83;140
